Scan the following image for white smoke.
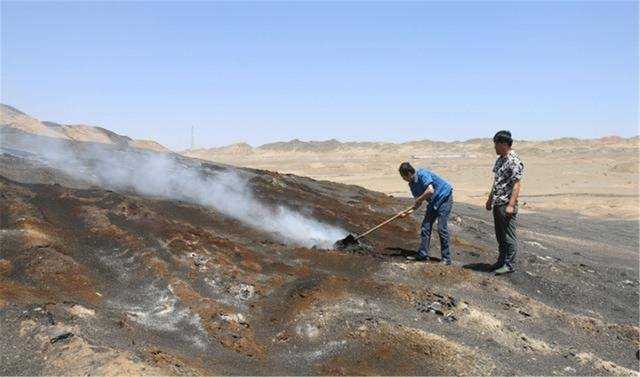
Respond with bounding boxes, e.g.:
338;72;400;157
3;131;346;248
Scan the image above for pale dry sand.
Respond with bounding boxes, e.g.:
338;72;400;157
185;138;640;219
1;104;169;153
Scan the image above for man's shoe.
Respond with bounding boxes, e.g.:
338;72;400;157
406;255;428;262
440;259;452;266
494;266;514;275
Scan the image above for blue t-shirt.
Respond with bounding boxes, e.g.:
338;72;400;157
409;168;453;211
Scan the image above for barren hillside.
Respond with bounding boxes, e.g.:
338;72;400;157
1;128;638;375
1;104;168;153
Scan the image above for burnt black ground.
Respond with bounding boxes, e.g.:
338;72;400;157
1;128;638;375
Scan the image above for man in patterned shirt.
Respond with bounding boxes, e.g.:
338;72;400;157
485;130;524;275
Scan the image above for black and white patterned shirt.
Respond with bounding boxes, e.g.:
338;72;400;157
491;151;524;206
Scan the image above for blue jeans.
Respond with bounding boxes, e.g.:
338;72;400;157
417;193;453;261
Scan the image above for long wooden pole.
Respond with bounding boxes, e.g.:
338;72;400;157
355;206;415;240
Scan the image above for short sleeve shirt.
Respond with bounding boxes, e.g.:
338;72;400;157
409;168;453;211
491;151;524;206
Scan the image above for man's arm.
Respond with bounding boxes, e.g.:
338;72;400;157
413;184;435;209
505;158;523;217
505;180;521;217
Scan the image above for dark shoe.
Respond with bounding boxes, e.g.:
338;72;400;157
489;262;502;271
406;255;428;262
494;266;514;275
440;259;452;266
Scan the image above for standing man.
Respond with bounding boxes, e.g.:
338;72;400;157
399;162;453;265
486;130;524;275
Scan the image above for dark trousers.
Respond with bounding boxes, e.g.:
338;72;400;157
417;194;453;261
493;204;518;270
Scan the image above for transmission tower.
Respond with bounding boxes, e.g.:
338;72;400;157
190;125;195;150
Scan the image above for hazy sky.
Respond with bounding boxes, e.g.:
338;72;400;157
2;1;638;151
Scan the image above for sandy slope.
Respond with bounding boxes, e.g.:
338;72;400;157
0;104;168;153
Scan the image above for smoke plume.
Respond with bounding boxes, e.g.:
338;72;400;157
3;131;346;248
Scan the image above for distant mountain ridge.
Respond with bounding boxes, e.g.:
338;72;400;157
186;134;639;158
0;104;168;152
2;103;636;157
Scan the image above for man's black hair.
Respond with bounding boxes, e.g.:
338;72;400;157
493;130;513;147
398;162;415;177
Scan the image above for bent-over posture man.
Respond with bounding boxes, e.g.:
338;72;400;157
399;162;453;265
486;130;524;275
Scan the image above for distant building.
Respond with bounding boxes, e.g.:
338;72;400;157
411;152;478;159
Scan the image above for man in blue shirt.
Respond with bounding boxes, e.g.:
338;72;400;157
399;162;453;265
